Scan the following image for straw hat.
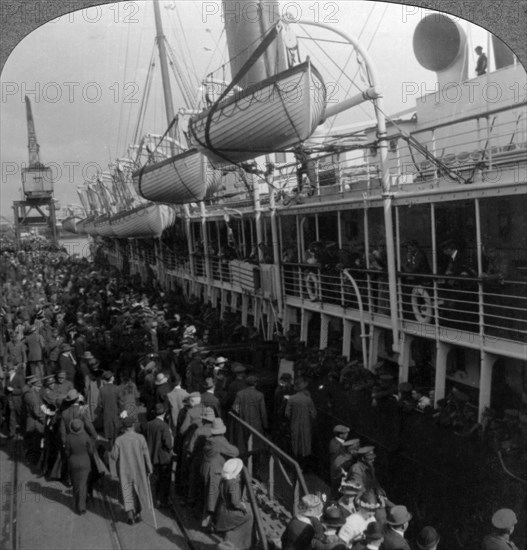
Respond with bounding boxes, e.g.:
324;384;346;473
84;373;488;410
298;494;323;517
222;458;244;480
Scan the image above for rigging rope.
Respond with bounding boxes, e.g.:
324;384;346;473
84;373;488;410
116;16;133;156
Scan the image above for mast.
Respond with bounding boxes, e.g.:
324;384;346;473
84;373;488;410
25;96;41;167
153;0;176;138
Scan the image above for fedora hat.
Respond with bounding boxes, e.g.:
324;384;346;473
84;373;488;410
416;526;440;549
321;503;345;527
222;458;243;480
102;370;114;381
155;373;168;385
61;343;73;352
81;351;95;360
210;418;226;435
215;356;228;365
386;505;412;525
154;403;166;416
203;377;215;390
65;389;79;402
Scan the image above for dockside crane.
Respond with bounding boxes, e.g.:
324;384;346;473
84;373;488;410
13;96;58;247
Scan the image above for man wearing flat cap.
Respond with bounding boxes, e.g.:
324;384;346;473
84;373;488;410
482;508;519;550
329;425;351;463
382;505;412;550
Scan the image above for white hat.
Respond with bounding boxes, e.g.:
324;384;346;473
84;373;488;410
222;458;244;480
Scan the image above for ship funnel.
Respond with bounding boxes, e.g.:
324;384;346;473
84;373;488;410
413;13;467;88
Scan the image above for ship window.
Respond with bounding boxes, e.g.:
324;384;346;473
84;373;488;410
434;200;476;275
397;204;432;272
479;194;527;281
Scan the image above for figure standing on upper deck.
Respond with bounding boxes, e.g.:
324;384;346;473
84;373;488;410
475;46;488;76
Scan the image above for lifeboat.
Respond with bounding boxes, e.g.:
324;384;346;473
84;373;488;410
188;59;326;167
132;149;221;204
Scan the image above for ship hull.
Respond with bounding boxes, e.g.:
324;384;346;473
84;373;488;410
132;149;221;204
188;60;327;166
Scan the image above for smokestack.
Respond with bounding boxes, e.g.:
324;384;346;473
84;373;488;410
413;13;468;89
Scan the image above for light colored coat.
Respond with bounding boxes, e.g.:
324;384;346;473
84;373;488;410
111;430;153;513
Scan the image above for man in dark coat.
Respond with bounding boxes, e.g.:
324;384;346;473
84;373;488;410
231;375;268;455
186;348;206;392
5;362;25;437
58;344;78;387
24;325;45;379
23;375;45;464
200;418;239;529
201;377;221;418
96;371;121;444
154;372;173;409
381;506;412;550
54;370;74;405
284;377;317;469
141;403;173;508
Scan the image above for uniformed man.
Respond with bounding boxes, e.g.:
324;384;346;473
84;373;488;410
482;508;519;550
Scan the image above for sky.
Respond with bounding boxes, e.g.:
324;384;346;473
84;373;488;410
0;0;492;220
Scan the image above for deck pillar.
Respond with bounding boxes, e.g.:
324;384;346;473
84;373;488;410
434;341;451;405
479;352;498;422
398;334;414;383
300;309;312;344
241;294;249;326
368;326;382;369
342;320;353;360
320;314;330;350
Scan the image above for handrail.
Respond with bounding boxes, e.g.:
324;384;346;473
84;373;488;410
241;465;269;550
342;269;369;369
228;411;309;496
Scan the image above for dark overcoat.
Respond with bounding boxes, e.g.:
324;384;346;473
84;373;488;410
284;390;317;457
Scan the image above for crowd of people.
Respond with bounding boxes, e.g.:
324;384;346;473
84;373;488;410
0;242;522;550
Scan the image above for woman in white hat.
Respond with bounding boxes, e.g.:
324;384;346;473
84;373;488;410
215;458;253;550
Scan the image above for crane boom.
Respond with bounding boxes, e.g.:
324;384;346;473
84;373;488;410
25;95;42;167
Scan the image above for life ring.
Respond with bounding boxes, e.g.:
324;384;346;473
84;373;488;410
305;272;320;301
411;285;433;323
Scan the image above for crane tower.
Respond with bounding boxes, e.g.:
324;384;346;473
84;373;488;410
13;96;58;248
